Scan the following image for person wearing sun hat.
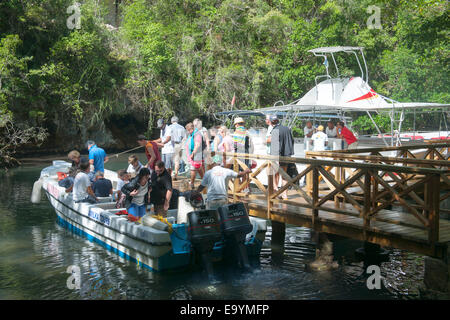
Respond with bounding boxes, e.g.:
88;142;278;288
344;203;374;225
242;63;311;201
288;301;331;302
310;124;328;151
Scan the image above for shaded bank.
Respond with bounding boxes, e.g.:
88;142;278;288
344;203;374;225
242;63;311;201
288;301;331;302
7;113;148;165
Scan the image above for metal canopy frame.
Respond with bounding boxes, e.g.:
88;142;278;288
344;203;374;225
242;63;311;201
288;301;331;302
217;46;449;144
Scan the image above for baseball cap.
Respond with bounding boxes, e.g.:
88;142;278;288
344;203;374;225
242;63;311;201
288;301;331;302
269;114;278;122
233;117;245;125
317;125;324;131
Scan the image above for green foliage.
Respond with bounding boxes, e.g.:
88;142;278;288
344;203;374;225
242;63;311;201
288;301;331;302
0;35;32;113
0;0;448;163
352;114;392;135
292;126;304;138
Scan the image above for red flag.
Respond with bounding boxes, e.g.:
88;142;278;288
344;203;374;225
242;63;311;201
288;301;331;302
231;93;236;107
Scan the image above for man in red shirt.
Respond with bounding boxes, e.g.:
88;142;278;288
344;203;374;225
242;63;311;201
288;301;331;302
336;121;358;149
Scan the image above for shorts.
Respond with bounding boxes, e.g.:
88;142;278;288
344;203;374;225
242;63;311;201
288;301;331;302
173;143;183;169
162;153;174;170
189;159;203;170
128;203;146;218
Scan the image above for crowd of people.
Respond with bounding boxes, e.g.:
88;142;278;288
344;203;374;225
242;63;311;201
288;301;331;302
304;120;358;151
61;115;357;222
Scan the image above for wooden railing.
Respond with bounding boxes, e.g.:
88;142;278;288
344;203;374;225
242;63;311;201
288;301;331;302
218;150;449;248
306;142;450;215
327;142;450;162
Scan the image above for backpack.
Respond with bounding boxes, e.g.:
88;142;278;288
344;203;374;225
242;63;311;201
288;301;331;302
286;163;300;187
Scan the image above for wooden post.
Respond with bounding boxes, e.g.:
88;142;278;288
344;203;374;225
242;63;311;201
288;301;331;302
372;170;378;209
335;162;341;208
267;162;274;220
427;174;440;250
312;166;319;230
363;169;371;241
340;166;346;205
271;220;286;247
306;164;313;197
270;219;286;265
233;157;238;203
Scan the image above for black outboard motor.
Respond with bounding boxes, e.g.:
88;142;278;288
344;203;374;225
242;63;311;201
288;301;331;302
217;202;253;269
187;193;222;279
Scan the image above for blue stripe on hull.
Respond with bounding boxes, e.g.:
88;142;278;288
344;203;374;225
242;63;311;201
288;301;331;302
56;212;263;272
49;191;193;272
52;199;263;272
56;213;160;272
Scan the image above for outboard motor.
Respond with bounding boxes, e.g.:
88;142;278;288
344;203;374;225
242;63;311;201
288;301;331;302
186;191;221;280
217;202;253;269
187;209;222;280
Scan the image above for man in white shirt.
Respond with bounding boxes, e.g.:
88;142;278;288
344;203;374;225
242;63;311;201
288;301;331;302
326;121;337;138
304;121;315;151
73;161;98;203
310;125;328;151
197;162;251;209
304;121;314;138
265;114;273;154
155;118;174;175
168;116;186;180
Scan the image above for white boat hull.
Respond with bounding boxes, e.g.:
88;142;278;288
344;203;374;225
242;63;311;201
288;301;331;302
40;161;267;272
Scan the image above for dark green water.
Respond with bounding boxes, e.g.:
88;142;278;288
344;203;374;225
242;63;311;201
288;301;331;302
0;155;425;300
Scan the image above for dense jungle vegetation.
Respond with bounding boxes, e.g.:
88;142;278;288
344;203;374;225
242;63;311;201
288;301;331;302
0;0;448;166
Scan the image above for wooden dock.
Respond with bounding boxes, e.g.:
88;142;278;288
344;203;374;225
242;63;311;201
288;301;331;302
214;142;450;259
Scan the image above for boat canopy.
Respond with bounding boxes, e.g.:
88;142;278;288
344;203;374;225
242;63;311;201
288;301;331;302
217;46;449;146
215;110;350;119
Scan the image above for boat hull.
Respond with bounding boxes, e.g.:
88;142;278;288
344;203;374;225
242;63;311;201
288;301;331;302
40;161;267;272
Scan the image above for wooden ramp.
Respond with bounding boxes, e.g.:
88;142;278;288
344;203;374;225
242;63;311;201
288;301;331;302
217;143;450;259
239;192;450;258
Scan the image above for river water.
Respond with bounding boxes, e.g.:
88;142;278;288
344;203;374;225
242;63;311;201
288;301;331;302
0;155;426;300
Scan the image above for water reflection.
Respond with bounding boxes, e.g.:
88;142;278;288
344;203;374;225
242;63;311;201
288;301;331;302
0;159;427;300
